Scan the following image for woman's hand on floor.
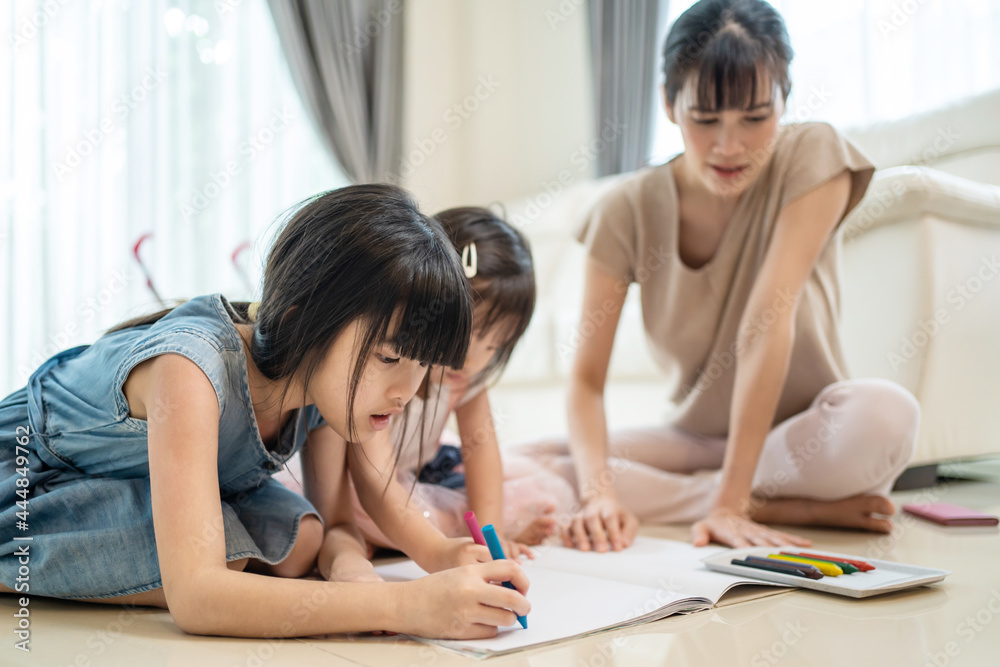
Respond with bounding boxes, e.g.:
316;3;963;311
561;494;639;552
691;506;812;548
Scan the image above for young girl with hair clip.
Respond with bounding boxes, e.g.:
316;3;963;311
0;185;530;639
335;206;573;560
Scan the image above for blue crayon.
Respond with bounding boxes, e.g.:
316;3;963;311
481;524;528;629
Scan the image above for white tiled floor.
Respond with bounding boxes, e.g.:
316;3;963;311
4;479;1000;666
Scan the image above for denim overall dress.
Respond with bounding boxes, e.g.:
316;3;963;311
0;294;323;599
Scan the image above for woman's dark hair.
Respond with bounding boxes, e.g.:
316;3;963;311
433;206;535;386
110;184;473;446
662;0;793;111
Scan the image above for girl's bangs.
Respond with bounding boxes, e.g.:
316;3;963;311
392;255;472;370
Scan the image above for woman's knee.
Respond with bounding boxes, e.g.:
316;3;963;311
828;379;920;466
859;380;919;448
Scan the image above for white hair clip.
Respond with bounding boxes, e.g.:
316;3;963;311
461;242;478;279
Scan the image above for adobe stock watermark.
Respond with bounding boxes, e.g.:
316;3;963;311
751;621;809;667
552;456;635;540
887;254;999;371
905;127;961;167
385;404;512;523
785;84;833;123
509;118;626;231
230;588;333;667
52;66;169;182
865;480;950;560
681;287;797;398
9;0;73;54
344;0;403;55
844;127;960;244
214;0;244;18
742;412;845;521
573;635;634;667
457;403;513;464
556;243;671;362
16;268;134;383
387;75;502;182
877;0;932;37
923;588;1000;667
179;106;296;222
622;575;684;621
545;0;585;30
51;605;144;665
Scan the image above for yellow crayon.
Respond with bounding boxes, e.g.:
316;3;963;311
769;554;843;576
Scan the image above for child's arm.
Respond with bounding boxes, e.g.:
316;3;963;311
456;390;531;558
455;390;502;532
300;423;381;582
144;354;527;638
348;427;491;572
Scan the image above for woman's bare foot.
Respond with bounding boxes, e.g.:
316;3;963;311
751;494;896;533
510;504;558;545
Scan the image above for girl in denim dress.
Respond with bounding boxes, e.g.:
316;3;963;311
0;184;530;639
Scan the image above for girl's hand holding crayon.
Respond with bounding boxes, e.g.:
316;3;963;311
394;560;531;639
430;536;494;571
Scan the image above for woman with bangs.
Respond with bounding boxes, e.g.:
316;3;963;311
517;0;919;550
0;185;530;639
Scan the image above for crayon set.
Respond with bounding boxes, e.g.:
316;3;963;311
731;551;875;579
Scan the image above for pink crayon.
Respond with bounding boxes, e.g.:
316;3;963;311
464;511;487;546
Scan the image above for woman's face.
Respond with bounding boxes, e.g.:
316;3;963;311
666;75;785;199
308;316;427;442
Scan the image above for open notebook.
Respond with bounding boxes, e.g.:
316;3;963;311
374;536;790;658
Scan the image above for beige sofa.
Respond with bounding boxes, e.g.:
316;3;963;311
491;89;1000;467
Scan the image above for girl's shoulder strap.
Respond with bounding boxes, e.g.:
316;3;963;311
110;294;244;418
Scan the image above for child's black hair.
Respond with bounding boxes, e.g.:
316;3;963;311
433;206;535;386
111;184;474;445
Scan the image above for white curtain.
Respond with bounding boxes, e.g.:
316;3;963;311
1;0;347;394
650;0;1000;164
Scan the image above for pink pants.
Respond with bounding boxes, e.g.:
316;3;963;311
508;379;920;524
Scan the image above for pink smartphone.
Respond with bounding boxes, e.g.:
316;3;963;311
903;502;999;527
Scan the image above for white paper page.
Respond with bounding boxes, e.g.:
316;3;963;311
525;536;775;603
374;559;690;656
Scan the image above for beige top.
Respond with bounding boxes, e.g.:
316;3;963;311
578;122;875;437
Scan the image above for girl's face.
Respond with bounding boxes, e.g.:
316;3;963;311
308;317;427;442
442;323;506;387
666;74;784;199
